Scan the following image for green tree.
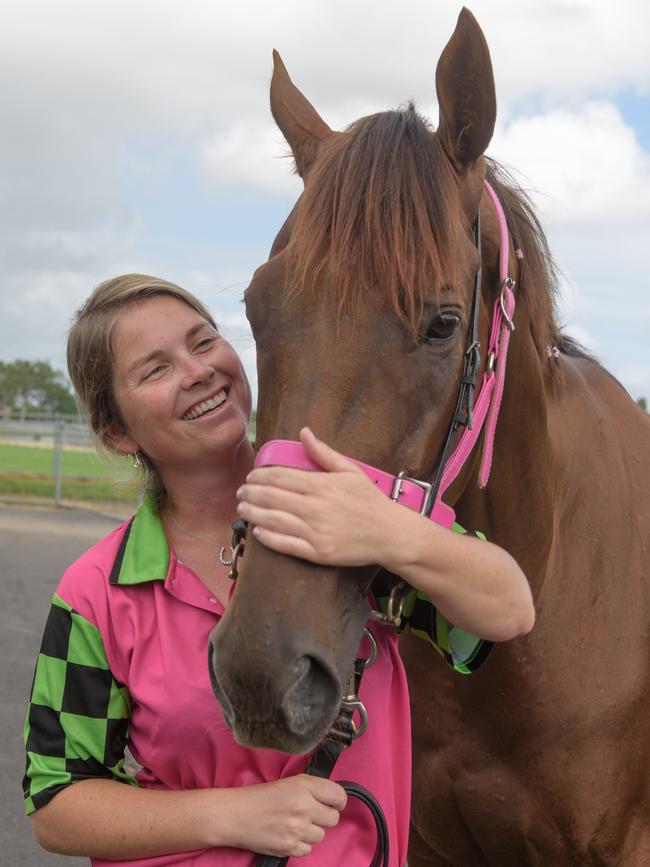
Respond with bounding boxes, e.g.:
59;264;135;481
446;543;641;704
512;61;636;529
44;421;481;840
0;360;77;414
637;397;647;413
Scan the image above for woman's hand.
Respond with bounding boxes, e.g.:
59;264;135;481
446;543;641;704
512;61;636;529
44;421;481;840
238;428;534;639
222;774;347;858
237;427;393;567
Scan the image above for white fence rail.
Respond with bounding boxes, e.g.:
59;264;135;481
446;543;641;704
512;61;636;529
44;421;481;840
0;413;95;505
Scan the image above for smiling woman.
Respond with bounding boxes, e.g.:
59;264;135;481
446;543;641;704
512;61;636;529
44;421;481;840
22;271;533;866
65;274;244;505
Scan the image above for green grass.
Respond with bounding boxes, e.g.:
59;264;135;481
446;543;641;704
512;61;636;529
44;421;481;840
0;443;127;478
0;443;136;503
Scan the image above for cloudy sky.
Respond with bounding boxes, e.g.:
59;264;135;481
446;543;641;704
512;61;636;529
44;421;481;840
1;0;648;403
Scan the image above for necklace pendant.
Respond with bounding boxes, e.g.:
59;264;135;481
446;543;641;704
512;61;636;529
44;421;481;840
218;546;233;567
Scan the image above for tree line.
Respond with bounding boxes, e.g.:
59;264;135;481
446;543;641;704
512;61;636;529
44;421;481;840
0;360;77;415
0;358;646;418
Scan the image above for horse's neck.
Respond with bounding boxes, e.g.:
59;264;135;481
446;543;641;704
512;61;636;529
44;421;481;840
456;321;649;597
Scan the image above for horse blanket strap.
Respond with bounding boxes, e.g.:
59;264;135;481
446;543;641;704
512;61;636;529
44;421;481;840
255;440;456;528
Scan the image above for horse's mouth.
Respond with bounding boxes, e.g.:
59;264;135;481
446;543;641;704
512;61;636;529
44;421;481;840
231;714;334;755
216;682;337;754
209;646;341;753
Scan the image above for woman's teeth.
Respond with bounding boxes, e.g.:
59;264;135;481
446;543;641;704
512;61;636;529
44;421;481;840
183;391;227;420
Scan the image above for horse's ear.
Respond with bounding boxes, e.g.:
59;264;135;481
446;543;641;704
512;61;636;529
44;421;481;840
435;8;496;169
270;50;334;178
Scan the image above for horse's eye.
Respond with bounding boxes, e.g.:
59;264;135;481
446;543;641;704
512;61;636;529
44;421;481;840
423;312;462;344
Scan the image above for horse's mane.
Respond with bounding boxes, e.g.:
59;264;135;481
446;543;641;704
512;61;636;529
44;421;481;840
483;159;561;356
287;103;584;361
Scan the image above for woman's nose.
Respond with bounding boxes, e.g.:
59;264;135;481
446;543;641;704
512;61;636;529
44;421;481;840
180;355;215;389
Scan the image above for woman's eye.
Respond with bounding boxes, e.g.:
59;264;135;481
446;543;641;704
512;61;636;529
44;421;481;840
423;312;462;344
196;337;216;351
143;365;165;381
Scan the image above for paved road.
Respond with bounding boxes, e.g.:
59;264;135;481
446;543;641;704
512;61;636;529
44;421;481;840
1;504;122;865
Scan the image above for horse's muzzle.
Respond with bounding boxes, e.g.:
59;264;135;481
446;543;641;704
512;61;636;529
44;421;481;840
208;630;342;754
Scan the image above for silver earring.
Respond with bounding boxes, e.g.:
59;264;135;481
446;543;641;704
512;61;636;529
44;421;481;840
132;451;142;469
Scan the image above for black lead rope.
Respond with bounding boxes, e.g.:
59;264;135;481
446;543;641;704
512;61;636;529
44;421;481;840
255;782;389;867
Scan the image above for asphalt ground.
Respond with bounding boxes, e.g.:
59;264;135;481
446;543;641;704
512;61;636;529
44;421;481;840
1;504;122;865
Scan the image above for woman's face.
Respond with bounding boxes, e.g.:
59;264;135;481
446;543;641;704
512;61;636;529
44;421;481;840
108;295;252;472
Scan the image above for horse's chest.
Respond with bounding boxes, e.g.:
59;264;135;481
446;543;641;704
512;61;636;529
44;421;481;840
402;629;646;866
403;642;553;863
410;733;562;866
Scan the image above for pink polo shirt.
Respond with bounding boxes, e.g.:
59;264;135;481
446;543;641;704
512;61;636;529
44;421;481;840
26;498;411;866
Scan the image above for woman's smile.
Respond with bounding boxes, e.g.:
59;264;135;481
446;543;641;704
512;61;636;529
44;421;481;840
182;388;229;421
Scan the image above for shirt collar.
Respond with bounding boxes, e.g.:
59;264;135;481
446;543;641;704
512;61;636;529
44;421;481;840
109;495;170;585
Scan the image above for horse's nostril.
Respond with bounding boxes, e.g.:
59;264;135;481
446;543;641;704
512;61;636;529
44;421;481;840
284;655;340;735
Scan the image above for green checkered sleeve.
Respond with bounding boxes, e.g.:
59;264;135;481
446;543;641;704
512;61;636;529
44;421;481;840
373;524;493;674
23;593;137;815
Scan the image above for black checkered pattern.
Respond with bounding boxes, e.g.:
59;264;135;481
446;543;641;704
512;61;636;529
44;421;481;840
23;594;135;814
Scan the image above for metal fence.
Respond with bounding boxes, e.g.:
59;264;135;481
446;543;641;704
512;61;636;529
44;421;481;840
0;412;257;507
0;411;92;446
0;412;101;505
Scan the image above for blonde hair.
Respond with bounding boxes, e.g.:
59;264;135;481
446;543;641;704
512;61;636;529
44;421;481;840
67;274;218;503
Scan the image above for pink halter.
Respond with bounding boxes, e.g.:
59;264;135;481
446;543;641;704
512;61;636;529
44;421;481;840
255;179;516;527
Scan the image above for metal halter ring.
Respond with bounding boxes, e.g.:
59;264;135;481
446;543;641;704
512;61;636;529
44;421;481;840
341;697;369;739
361;628;378;669
227;539;245;580
385;581;408;628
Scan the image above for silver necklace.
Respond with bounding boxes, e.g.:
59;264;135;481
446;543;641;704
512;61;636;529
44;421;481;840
165;508;233;566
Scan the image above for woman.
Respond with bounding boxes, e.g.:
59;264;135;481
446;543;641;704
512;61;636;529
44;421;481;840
23;274;534;865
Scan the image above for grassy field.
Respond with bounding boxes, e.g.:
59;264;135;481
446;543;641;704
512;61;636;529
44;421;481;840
0;442;137;503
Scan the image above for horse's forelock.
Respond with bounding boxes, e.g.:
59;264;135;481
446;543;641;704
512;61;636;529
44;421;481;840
286;104;471;336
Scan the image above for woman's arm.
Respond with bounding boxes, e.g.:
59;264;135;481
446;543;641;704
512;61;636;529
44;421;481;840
372;506;535;640
30;774;346;860
237;427;534;641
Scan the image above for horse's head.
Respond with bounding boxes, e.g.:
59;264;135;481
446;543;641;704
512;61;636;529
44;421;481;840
209;9;506;753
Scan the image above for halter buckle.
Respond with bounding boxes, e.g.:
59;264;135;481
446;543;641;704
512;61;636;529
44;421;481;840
390;471;433;516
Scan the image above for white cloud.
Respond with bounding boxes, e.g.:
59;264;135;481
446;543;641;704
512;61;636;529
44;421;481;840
492;102;650;225
198;122;301;199
0;0;648;403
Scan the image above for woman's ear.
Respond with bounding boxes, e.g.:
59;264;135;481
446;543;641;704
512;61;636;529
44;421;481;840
104;422;139;457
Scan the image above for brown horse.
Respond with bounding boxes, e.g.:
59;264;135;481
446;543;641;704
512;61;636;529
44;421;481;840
210;9;650;865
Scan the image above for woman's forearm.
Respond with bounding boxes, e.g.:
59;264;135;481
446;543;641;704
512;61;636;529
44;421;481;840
30;773;346;860
30;779;230;858
380;506;535;641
